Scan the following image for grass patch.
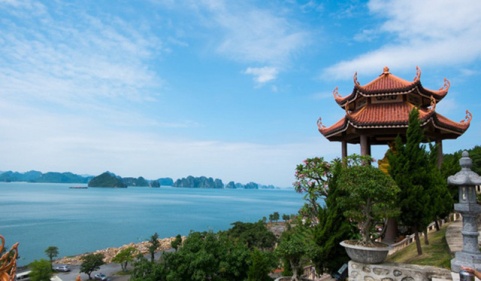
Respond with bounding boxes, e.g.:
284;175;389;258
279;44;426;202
386;223;453;269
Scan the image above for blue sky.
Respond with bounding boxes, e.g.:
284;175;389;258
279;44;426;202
0;0;480;187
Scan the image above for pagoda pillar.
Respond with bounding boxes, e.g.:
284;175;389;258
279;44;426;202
437;139;443;168
360;135;369;156
342;141;347;159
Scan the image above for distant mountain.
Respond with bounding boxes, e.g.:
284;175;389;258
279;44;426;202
122;176;149;187
0;170;91;183
0;170;281;189
173;176;276;189
88;171;127;188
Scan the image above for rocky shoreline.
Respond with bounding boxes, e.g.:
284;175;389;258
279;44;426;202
54;236;184;265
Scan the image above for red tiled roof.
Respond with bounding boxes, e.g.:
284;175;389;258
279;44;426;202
333;67;449;107
347;103;433;126
319;102;471;140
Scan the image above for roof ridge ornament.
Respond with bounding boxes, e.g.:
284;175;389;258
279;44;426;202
353;72;360;86
440;78;451;91
382;66;390;75
461;110;473;124
414;66;421;81
317;117;326;130
333;87;341;98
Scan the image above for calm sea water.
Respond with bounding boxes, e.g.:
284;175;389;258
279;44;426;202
0;182;303;266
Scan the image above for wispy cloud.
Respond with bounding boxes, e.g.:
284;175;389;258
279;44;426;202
244;66;279;84
323;0;481;80
0;1;163;108
195;1;309;74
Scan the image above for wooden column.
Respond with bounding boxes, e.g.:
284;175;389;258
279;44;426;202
342;140;347;159
437;139;443;168
360;135;369;156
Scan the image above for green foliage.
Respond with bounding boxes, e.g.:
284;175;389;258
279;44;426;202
112;246;136;272
171;234;182;251
162;231;251;281
80;253;105;279
148;232;160;263
29;259;52;281
293;157;330;221
269;212;280;223
276;224;315;281
226;221;276;250
388;108;437;255
247;249;276;281
44;246;58;267
293;157;353;275
130;254;164;281
336;154;400;244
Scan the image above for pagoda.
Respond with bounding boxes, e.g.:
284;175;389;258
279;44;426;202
318;66;471;166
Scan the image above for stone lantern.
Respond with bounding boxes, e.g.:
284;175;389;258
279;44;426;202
449;151;481;272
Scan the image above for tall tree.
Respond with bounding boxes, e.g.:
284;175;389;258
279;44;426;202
44;246;58;269
276;224;315;281
148;232;160;263
29;259;52;281
171;234;183;251
112;246;136;272
293;157;353;275
388;108;432;255
80;253;105;280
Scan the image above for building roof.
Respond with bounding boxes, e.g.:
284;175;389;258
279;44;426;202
333;66;450;108
318;67;471;144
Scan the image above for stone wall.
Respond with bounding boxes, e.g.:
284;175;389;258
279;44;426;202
348;261;452;281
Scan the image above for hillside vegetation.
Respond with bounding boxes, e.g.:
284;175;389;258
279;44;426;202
386;224;452;269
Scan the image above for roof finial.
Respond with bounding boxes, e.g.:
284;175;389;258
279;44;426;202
461;110;473;124
383;66;390;74
333;87;341;98
414;66;421;81
353;72;360;85
317;117;326;130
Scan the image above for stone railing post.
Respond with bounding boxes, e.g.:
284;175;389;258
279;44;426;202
448;151;481;273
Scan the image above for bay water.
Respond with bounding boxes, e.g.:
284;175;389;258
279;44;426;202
0;182;304;266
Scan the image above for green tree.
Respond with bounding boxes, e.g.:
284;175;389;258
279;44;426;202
161;230;252;281
276;224;315;281
44;246;58;268
80;253;105;280
171;234;182;251
130;254;164;281
336;155;400;245
226;221;276;250
293;157;352;275
294;157;331;222
282;214;290;222
271;212;280;222
29;259;52;281
247;249;275;281
112;246;136;272
388;108;432;255
148;232;160;263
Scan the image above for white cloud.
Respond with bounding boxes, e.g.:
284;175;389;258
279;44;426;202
197;1;309;65
323;0;481;80
244;66;279;84
0;2;163;108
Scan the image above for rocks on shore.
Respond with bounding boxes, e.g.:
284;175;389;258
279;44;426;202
55;237;184;265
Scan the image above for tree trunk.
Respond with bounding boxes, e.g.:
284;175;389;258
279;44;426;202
383;218;398;244
423;229;429;245
414;227;423;255
434;218;440;231
290;260;299;281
